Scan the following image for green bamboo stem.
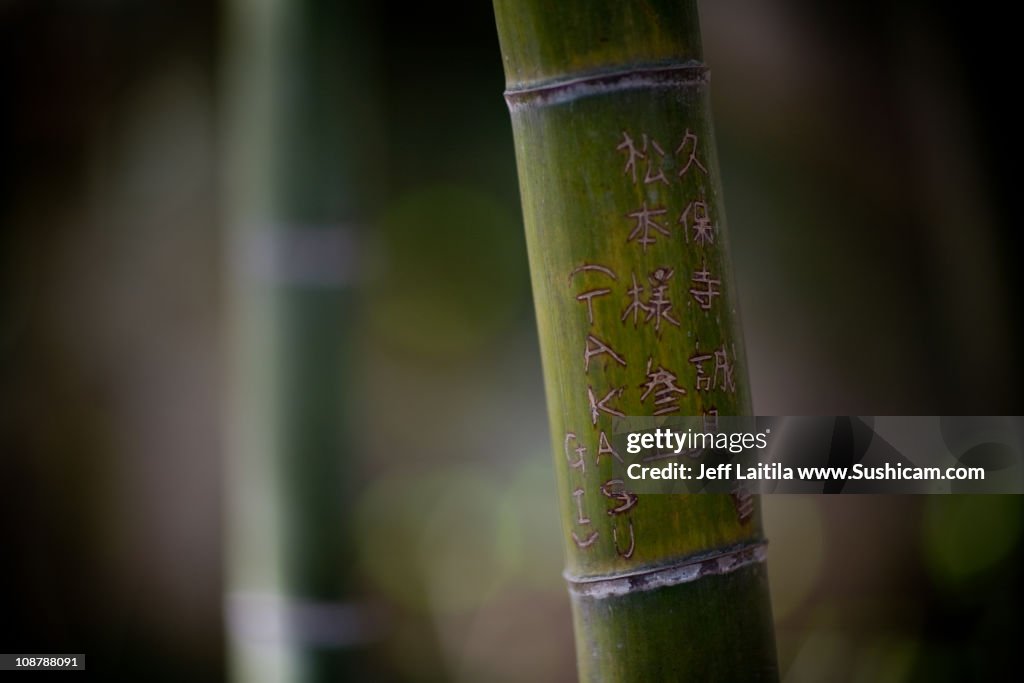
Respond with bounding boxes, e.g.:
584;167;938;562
492;2;778;680
224;0;378;680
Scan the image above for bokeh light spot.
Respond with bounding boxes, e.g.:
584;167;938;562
923;495;1023;584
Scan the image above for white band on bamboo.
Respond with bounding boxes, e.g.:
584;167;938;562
226;592;385;647
234;225;362;288
504;63;709;110
564;541;767;599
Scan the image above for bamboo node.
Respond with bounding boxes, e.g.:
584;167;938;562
564;541;767;599
504;63;709;110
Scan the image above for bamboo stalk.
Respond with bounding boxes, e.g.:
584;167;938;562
223;0;378;680
492;2;779;679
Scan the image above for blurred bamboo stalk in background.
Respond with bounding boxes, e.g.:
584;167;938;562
223;0;380;680
492;1;778;679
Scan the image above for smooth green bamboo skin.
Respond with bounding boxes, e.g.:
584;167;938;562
495;2;778;680
572;563;777;681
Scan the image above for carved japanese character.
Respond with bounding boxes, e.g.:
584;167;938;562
584;334;627;373
676;128;708;178
600;479;639;516
690;343;736;393
617;131;670;186
572;487;591;525
587;385;625;424
612;518;635;559
572;529;599;549
564;432;587;474
597;431;624;465
570;264;618;325
640;357;687;415
680;199;715;246
689;261;721;311
622;269;681;332
626;203;670;252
